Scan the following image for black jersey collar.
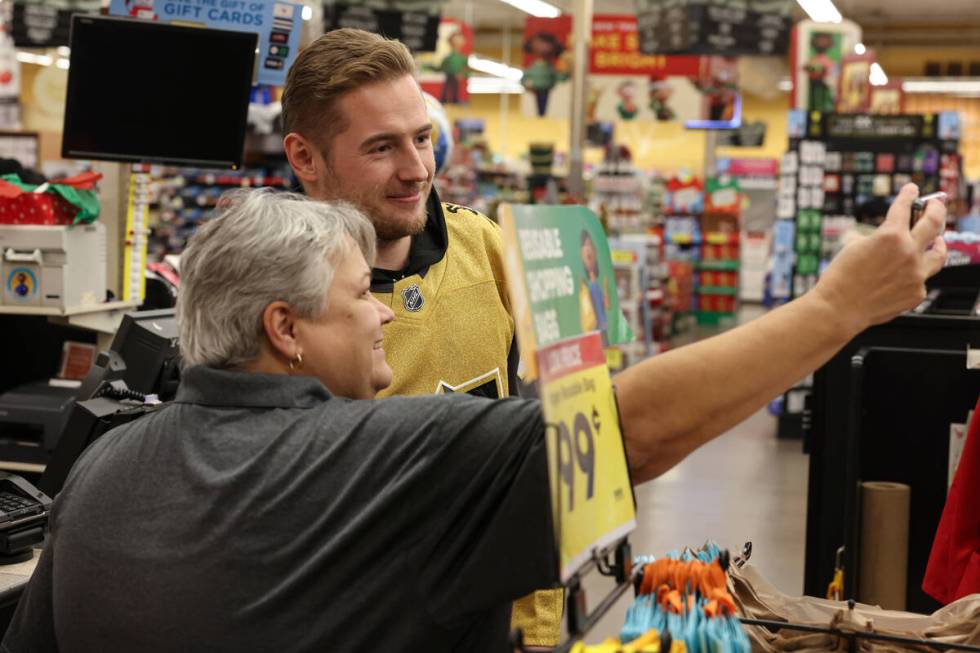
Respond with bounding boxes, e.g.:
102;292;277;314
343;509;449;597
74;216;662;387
370;187;449;292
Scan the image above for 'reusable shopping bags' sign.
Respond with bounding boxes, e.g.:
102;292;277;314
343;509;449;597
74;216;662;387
498;203;632;381
499;203;636;581
108;0;302;87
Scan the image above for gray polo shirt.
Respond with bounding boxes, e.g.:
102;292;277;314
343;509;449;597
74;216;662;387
3;366;556;652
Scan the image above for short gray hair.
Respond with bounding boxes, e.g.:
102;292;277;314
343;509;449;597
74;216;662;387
177;188;376;369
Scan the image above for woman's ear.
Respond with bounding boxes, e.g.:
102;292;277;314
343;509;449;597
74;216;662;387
261;301;300;361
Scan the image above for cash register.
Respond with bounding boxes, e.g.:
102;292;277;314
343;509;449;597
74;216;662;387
40;309;180;497
0;309;179;563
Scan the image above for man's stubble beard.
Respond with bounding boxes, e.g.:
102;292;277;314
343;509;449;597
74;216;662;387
319;166;430;243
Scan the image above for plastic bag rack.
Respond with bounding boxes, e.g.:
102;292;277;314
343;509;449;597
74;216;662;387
512;539;980;653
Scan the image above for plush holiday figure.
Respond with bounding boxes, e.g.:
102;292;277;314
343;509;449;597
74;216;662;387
438;31;468;105
522;32;568;117
695;63;738;121
616;80;639;121
648;76;675;121
804;32;837;113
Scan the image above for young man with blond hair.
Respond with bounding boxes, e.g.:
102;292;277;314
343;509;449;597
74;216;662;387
281;28;561;646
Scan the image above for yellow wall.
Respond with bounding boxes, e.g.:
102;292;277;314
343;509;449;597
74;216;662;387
443;86;790;175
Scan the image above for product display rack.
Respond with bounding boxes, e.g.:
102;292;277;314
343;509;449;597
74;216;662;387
664;214;700;336
147;165;293;260
782;111;964;298
696;227;740;326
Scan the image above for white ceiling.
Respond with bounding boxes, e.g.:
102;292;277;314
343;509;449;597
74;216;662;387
440;0;980;32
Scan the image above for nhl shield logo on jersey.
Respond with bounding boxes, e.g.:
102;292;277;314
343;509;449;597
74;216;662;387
401;284;424;312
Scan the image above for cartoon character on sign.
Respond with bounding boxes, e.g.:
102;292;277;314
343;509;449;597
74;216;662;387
648;75;675;121
522;32;568;117
804;32;837;113
615;80;639;121
578;230;609;336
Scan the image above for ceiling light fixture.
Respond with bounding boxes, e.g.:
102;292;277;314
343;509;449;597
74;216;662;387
15;52;52;66
498;0;561;19
869;62;888;86
467;76;525;94
796;0;842;23
902;78;980;94
468;55;523;81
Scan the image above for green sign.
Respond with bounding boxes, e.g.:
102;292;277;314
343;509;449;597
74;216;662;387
499;204;632;379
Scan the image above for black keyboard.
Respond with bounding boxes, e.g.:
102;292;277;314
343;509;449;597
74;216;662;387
0;491;42;522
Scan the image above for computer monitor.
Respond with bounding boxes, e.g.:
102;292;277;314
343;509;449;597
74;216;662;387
62;16;257;168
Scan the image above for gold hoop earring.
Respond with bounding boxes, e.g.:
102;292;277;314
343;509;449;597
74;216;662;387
288;352;303;370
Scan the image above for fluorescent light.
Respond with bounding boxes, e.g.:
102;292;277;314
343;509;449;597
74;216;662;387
869;62;888;86
467;76;525;94
16;52;52;66
301;5;312;20
468;55;523;81
796;0;842;23
854;42;866;55
778;77;793;92
55;58;69;70
902;78;980;93
498;0;560;18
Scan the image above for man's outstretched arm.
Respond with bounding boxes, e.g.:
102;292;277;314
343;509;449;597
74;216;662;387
616;184;948;484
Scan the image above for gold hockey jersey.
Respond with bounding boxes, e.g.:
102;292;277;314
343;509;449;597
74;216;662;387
371;196;562;646
372;201;516;399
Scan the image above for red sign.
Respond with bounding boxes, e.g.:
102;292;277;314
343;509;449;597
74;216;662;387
725;158;779;177
537;332;607;385
590;15;700;77
523;15;702;77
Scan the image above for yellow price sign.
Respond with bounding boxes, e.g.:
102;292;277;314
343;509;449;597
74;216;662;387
538;332;636;580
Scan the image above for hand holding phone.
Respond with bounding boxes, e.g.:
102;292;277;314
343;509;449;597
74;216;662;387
910;191;947;228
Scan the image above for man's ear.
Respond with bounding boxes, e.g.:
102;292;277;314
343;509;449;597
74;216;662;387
283;132;323;192
261;300;300;362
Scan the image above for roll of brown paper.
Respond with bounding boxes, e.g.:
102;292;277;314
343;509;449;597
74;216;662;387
858;481;911;610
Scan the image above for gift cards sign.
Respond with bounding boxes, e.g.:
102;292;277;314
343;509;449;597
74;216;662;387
499;203;635;581
108;0;302;86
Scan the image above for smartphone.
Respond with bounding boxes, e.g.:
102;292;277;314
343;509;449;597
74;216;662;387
910;191;947;228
